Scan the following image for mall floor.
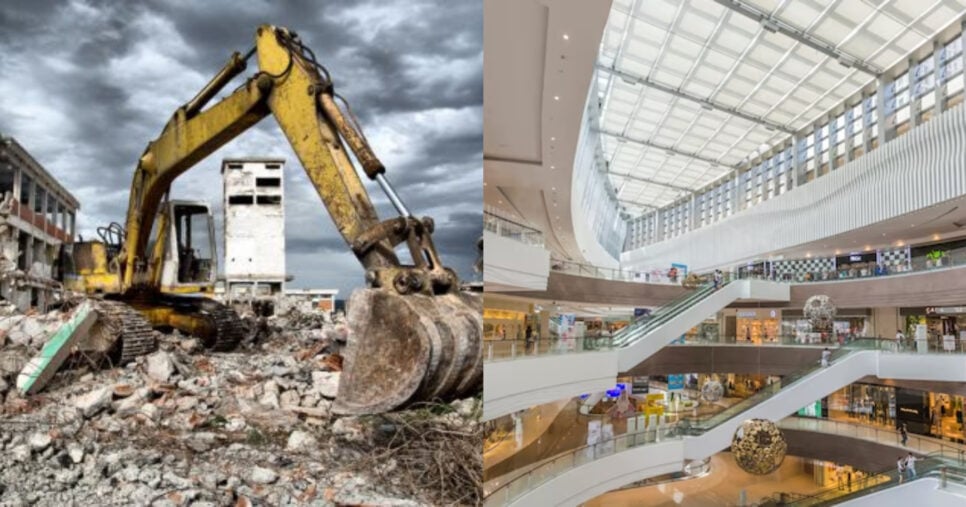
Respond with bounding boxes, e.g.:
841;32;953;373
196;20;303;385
584;454;828;507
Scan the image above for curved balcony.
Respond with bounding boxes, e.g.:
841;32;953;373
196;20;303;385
484;340;966;506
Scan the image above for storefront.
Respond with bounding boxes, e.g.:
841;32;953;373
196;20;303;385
900;306;966;342
833;252;878;278
580;317;632;337
927;392;965;443
827;384;896;428
483;295;545;340
723;308;781;343
781;308;871;340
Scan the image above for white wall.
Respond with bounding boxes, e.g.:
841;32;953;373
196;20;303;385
223;160;286;284
483;350;618;421
568;85;621;268
623;105;966;272
483;231;551;291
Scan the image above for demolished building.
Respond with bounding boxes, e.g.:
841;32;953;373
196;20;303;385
0;135;79;311
221;158;287;307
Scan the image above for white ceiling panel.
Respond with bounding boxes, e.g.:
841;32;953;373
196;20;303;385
596;0;966;215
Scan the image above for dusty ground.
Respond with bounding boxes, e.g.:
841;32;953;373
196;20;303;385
0;304;482;506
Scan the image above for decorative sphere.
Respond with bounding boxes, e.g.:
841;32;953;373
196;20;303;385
701;380;723;402
803;295;837;329
732;419;787;475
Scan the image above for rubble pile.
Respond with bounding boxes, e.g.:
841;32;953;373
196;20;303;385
0;303;482;506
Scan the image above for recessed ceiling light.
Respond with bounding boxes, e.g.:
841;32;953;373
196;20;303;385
552;187;556;191
554;96;560;101
563;33;569;40
551;137;556;141
550;165;556;170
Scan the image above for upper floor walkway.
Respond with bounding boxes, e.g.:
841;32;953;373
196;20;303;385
484;342;966;505
484;279;790;420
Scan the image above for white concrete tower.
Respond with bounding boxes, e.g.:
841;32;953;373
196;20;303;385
221;158;286;303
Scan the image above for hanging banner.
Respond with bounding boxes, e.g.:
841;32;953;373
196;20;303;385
668;374;685;391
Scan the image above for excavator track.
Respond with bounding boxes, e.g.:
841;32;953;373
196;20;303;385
196;299;247;351
95;300;158;365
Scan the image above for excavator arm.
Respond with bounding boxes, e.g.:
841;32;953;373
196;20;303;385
117;25;481;413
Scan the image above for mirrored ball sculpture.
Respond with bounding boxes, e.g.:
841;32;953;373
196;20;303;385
803;295;836;330
732;418;787;475
701;379;723;402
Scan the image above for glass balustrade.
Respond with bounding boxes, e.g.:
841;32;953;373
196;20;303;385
484;338;966;503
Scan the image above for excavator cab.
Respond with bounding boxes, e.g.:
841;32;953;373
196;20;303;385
158;201;217;292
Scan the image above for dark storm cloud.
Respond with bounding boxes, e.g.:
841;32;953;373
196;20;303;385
0;0;482;295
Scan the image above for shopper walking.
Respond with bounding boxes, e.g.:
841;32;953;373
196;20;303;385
896;329;906;351
524;325;534;353
906;453;917;479
713;269;723;290
897;456;906;483
821;347;831;367
900;423;908;446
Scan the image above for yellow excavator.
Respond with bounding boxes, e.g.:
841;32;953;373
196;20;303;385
63;25;482;414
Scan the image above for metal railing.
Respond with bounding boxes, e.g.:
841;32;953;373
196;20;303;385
482;426;679;505
780;450;966;506
483;338;966;504
484;333;861;362
484;211;544;247
550;258;679;284
780;417;966;460
753;246;966;284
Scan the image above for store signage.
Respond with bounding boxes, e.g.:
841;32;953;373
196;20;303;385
667;374;685;391
926;307;966;315
899;407;919;415
736;311;757;318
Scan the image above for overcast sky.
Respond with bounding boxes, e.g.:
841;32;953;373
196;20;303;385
0;0;482;297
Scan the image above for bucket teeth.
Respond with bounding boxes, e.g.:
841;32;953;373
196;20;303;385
332;289;482;415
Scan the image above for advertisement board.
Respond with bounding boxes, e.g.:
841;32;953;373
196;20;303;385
667;374;685;391
631;376;650;394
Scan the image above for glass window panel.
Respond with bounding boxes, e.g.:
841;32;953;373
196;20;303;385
895;73;910;92
896;106;910;124
948;73;964;95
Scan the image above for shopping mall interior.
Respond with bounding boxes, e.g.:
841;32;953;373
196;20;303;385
483;0;966;505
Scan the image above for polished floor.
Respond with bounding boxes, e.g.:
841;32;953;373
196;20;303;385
583;454;827;507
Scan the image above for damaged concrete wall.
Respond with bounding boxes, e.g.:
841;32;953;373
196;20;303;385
221;158;286;302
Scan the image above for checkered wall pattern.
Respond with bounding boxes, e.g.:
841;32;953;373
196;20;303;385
878;247;909;267
772;257;835;275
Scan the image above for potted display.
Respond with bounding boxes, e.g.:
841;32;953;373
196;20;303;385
926;250;946;268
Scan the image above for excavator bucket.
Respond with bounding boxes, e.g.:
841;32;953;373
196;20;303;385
333;288;482;415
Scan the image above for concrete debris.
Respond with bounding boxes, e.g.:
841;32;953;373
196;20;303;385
312;370;340;399
28;432;52;451
249;466;278;485
0;298;479;505
285;429;318;451
72;386;113;418
145;351;174;383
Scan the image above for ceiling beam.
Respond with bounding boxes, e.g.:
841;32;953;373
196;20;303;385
713;0;881;76
608;170;693;193
616;198;659;210
598;65;795;134
596;128;735;169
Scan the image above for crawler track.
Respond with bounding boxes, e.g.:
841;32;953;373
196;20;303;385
96;300;157;365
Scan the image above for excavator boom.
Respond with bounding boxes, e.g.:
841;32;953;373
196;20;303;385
111;25;481;413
